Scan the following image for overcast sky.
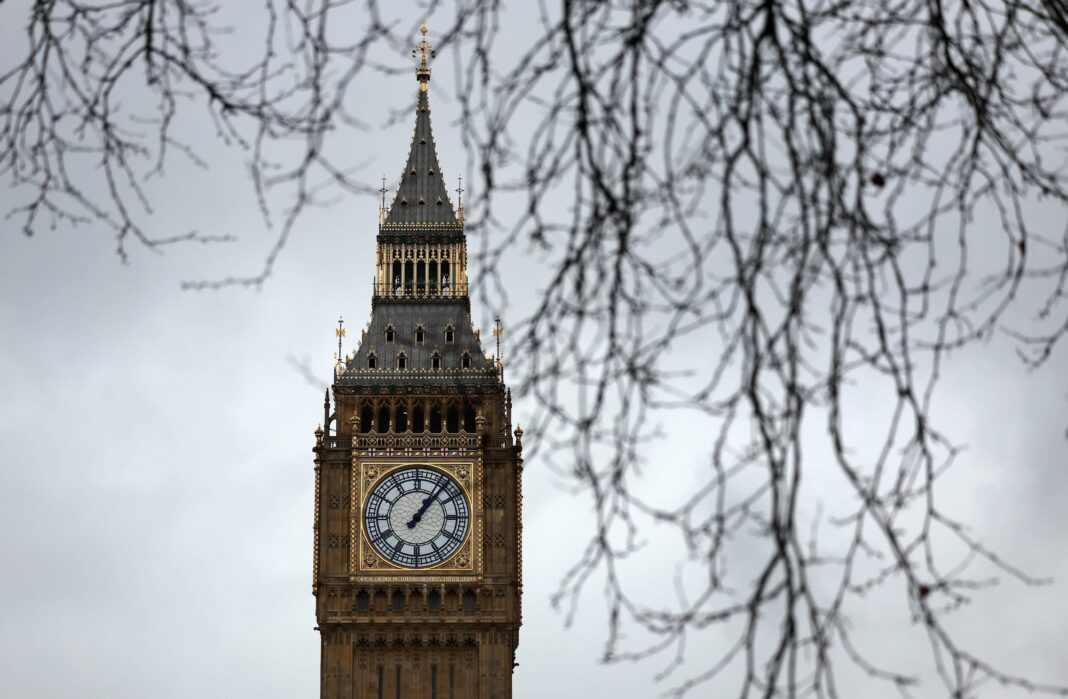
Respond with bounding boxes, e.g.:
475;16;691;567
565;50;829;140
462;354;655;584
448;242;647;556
2;2;1067;698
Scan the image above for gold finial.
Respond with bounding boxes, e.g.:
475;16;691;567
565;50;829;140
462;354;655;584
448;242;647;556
492;314;504;368
335;316;346;360
456;175;464;224
412;20;435;89
379;176;387;224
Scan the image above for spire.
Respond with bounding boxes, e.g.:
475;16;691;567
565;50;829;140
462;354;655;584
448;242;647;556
383;22;458;228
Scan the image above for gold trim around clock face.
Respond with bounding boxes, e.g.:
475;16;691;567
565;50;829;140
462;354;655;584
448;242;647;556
350;459;482;580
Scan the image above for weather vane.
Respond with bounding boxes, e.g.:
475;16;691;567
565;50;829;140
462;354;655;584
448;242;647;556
379;176;387;224
336;316;346;360
456;174;464;223
492;314;504;366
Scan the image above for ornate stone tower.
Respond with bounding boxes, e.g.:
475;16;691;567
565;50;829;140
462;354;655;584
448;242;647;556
312;23;523;699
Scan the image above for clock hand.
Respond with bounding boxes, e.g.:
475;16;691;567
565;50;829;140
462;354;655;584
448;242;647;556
406;481;447;528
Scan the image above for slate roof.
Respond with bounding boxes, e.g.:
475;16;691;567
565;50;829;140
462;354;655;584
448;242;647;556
382;83;459;228
337;300;498;387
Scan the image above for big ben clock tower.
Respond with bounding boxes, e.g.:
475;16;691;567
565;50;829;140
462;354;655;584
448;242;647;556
311;22;524;699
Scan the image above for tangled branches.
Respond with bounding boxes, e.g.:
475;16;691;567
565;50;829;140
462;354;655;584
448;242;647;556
458;1;1068;696
1;0;394;285
4;0;1068;696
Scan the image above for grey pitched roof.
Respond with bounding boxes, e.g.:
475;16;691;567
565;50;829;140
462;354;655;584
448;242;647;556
337;300;498;387
383;86;459;227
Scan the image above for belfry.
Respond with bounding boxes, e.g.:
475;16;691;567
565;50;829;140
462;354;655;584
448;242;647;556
311;22;523;699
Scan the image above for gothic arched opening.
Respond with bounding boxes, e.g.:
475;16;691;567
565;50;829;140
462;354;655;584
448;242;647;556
412;404;425;433
429;404;442;433
376;405;389;432
463;404;476;433
446;404;459;433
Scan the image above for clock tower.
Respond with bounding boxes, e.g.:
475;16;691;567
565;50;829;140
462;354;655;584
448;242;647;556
311;22;523;699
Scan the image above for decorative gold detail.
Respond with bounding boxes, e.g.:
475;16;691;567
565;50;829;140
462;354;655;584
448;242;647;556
412;20;435;87
352;460;481;580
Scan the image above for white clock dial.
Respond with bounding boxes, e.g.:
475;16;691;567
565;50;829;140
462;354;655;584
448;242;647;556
364;466;469;567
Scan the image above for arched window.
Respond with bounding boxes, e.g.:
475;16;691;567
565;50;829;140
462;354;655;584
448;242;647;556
367;352;377;369
446;404;459;433
356;590;370;611
444;325;455;343
397;352;407;370
412;404;425;433
463;590;476;612
376;405;389;433
391;590;405;612
385;324;395;343
428;589;441;611
415;325;425;344
431;352;442;370
461;351;471;369
360;404;373;434
394;403;408;432
463;404;476;433
429;404;442;433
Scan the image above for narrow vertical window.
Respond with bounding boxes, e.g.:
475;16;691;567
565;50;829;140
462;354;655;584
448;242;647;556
385;325;395;342
461;351;471;369
449;666;455;699
415;325;425;343
395;667;401;699
397;352;407;370
368;352;377;369
378;666;384;699
445;325;455;343
431;665;438;699
432;352;442;370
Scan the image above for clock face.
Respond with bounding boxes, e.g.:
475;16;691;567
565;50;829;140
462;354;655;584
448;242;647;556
364;466;470;568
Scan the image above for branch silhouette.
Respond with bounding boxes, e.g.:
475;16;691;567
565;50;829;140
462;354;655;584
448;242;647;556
4;1;1068;696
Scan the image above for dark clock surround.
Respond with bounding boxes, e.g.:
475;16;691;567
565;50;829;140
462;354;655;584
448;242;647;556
311;23;523;699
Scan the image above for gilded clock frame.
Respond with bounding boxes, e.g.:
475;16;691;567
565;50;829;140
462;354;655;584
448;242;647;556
350;457;483;582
